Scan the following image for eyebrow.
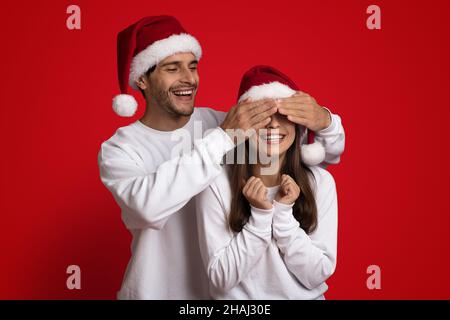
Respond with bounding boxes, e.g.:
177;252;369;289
160;60;198;67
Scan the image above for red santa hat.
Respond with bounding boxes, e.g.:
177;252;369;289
112;16;202;117
237;65;326;166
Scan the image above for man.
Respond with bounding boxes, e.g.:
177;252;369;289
98;16;345;299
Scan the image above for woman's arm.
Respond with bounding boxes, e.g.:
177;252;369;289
195;181;273;292
272;169;338;289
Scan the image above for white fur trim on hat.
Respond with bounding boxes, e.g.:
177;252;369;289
301;141;326;166
129;33;202;89
238;81;296;103
112;94;138;117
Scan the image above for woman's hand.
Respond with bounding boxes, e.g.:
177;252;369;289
243;176;273;210
275;174;301;205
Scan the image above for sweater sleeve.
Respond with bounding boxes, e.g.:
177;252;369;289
272;169;338;290
196;183;273;292
98;127;235;230
315;109;346;168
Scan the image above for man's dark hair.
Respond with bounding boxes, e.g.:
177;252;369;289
138;65;156;98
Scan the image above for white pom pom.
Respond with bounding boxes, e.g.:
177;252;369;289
112;94;138;117
301;141;326;166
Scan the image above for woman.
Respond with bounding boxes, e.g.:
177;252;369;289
196;65;338;299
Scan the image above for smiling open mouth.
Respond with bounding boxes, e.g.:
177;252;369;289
172;89;194;96
260;134;286;144
171;88;195;101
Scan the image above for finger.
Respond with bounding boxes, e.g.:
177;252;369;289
284;175;297;187
254;181;264;197
252;117;272;130
248;101;277;118
277;96;309;103
245;181;258;198
277;102;313;112
281;174;289;185
250;107;278;124
285;177;300;194
248;177;261;194
243;176;256;194
280;176;291;188
283;177;293;187
281;183;290;195
280;180;288;194
277;101;313;110
285;185;292;196
240;98;273;109
278;108;309;118
249;106;278;124
257;185;268;200
254;179;267;194
295;90;308;96
283;174;293;180
277;95;314;105
287;115;309;126
245;176;255;186
285;180;294;191
251;179;265;198
242;184;249;196
254;178;266;191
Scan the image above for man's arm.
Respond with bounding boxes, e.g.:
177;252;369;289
315;110;345;167
99;127;234;230
99;99;278;230
276;92;346;167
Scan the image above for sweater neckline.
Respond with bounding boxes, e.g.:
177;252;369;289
266;185;280;194
134;110;196;136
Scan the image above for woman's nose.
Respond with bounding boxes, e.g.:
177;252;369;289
267;113;281;128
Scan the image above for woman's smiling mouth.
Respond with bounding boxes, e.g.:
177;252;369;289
260;133;286;144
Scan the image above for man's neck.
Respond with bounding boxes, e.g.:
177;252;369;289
139;101;191;132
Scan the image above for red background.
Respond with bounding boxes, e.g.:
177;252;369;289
1;0;449;299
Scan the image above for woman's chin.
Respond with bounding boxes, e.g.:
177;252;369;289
258;147;287;160
268;143;289;155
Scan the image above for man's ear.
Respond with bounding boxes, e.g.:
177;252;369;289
135;75;149;91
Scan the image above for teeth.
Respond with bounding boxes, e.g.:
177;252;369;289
173;89;193;96
262;135;284;140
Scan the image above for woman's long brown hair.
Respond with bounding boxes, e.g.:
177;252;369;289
228;125;318;234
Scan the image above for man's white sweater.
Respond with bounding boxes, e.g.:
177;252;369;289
98;107;345;299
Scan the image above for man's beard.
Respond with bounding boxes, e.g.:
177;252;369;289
150;84;196;117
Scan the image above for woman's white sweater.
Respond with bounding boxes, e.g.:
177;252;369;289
196;165;338;299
